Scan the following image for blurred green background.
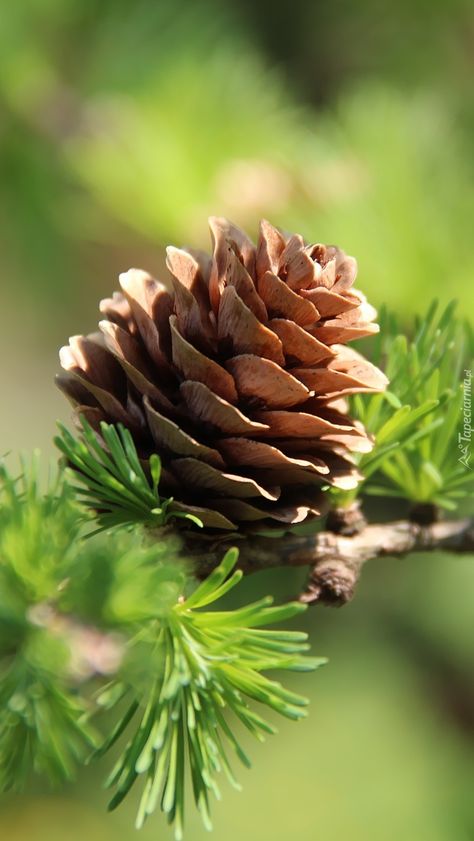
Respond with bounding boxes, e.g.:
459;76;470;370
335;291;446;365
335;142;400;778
1;0;473;839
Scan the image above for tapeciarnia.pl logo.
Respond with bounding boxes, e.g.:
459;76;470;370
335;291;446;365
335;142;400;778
458;369;472;469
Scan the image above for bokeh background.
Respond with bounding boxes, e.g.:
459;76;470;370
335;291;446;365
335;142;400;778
1;1;473;839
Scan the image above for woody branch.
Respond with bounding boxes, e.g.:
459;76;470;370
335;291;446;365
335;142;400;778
191;515;474;606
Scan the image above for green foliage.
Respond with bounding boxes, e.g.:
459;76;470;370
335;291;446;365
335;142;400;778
0;456;190;795
0;457;96;791
0;456;323;837
338;302;474;508
60;529;188;629
95;548;324;838
55;418;203;533
0;634;95;791
0;455;80;607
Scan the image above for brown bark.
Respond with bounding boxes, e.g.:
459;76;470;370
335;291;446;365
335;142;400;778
190;516;474;606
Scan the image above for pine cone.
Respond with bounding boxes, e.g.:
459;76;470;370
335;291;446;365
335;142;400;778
57;218;387;531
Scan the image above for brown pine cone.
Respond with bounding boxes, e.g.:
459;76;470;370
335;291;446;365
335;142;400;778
57;218;387;532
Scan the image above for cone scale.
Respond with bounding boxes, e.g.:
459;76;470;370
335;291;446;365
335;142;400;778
57;218;387;531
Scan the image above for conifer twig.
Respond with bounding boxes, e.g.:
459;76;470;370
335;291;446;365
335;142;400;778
188;517;474;606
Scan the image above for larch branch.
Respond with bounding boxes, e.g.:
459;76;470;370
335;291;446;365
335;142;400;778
191;516;474;606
